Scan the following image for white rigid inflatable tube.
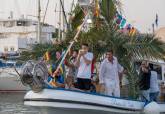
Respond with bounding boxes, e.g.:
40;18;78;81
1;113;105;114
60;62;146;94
24;89;146;114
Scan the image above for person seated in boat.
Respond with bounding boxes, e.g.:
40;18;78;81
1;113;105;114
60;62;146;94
64;49;78;84
47;68;65;88
75;43;94;91
139;61;151;102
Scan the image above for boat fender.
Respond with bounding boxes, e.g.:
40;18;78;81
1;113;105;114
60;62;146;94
143;101;160;114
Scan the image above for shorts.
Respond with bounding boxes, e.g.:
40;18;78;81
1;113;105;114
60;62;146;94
77;78;91;90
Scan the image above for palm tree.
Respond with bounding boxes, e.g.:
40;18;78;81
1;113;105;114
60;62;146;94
68;0;165;98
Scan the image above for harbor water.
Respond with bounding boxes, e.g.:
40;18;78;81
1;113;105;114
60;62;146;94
0;92;41;114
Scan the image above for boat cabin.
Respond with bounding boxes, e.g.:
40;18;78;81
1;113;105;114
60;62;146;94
135;59;165;83
135;59;165;101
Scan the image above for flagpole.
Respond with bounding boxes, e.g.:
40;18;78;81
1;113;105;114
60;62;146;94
37;0;41;43
58;0;62;40
54;12;89;75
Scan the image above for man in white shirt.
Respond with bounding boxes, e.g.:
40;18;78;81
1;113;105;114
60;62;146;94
99;50;123;97
75;43;93;91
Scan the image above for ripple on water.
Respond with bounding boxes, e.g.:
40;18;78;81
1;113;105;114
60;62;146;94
0;93;41;114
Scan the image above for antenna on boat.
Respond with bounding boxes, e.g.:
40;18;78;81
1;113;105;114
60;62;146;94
54;3;57;31
14;66;21;77
37;0;41;44
42;0;50;24
58;0;62;41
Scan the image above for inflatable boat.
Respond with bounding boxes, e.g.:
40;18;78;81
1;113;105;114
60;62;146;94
24;88;165;114
21;61;165;114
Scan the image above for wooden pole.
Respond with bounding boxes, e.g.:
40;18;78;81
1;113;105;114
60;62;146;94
54;13;89;75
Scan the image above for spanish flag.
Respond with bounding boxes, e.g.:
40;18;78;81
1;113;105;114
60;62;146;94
129;27;136;37
59;63;65;78
44;51;50;61
94;0;100;17
47;76;57;87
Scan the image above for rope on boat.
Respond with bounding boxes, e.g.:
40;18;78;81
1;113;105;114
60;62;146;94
42;0;50;24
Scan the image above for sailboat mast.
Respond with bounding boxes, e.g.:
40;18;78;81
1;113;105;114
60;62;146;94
37;0;41;43
62;0;65;40
58;0;61;40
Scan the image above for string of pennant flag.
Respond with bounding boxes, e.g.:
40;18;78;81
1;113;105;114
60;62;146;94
113;12;137;37
92;0;138;37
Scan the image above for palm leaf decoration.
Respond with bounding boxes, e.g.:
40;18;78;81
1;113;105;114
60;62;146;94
20;0;165;98
70;5;84;30
100;0;117;24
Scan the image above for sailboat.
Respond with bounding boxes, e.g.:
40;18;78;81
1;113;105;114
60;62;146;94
0;58;27;92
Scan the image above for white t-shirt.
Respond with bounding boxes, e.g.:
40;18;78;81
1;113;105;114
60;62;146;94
150;71;159;93
77;52;93;79
99;57;123;84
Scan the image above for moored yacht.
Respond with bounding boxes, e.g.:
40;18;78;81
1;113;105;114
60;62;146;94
0;58;28;92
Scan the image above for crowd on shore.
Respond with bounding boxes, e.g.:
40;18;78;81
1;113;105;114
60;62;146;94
46;43;160;102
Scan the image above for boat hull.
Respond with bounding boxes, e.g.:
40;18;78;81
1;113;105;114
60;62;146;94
24;89;145;114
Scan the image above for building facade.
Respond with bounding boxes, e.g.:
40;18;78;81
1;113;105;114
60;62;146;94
156;27;165;43
0;18;55;53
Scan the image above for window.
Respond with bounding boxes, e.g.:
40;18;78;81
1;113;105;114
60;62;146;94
10;47;15;51
17;21;26;26
4;47;8;52
3;22;13;27
78;0;90;6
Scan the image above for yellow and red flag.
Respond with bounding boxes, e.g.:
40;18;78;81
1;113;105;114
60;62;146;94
129;27;136;37
94;0;100;17
44;51;50;61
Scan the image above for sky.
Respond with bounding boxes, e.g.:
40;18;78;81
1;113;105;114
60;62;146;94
121;0;165;33
0;0;165;33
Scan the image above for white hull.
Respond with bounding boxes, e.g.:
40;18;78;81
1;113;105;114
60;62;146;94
0;70;28;92
24;89;146;114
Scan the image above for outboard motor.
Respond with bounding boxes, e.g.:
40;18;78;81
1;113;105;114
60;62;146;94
20;60;49;93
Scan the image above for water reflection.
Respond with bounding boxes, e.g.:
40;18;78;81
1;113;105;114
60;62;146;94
0;92;40;114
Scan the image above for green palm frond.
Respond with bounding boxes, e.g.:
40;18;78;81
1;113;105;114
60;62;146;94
70;5;84;30
124;35;165;60
100;0;116;24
